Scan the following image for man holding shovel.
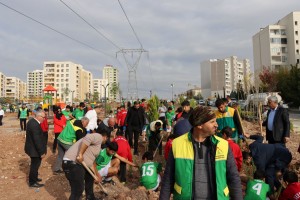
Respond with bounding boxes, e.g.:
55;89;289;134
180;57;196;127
62;132;108;200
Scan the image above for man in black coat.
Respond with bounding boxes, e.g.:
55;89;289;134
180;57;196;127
24;110;47;187
249;134;292;194
262;96;290;145
125;101;146;155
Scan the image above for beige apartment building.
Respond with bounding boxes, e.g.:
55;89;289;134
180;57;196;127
200;56;251;99
93;79;109;101
103;65;119;100
253;11;300;77
5;77;27;101
27;70;44;98
0;72;6;97
43;61;93;104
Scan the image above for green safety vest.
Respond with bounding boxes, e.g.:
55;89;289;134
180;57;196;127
19;108;27;119
172;133;230;200
58;119;83;145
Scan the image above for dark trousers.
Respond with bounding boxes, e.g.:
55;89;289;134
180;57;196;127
128;126;141;153
0;115;3;126
53;133;60;152
29;157;42;185
20;118;27;130
119;161;127;182
62;161;95;200
149;134;162;155
43;131;48;154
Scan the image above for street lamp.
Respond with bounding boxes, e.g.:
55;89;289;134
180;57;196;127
171;83;174;101
101;83;110;117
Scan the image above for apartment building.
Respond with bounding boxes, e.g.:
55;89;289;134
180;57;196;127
43;61;93;104
93;79;109;101
253;11;300;76
0;72;6;97
27;70;44;98
5;77;27;101
102;65;119;100
200;56;251;99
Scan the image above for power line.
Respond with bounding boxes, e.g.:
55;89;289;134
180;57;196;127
117;0;143;48
59;0;122;50
0;1;114;58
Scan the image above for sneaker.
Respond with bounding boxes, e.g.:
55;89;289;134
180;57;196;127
29;182;44;188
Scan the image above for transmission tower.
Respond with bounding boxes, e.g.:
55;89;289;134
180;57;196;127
117;48;148;100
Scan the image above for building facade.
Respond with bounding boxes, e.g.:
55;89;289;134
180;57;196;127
5;77;27;101
93;79;109;101
0;72;6;97
27;70;44;98
253;11;300;76
43;61;92;104
200;56;251;99
102;65;119;100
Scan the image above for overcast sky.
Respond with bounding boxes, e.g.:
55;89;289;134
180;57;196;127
0;0;299;99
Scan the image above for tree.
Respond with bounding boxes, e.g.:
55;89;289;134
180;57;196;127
147;95;159;122
93;92;100;102
110;83;119;100
258;67;278;92
62;88;70;102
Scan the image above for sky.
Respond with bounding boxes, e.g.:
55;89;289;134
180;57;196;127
0;0;299;99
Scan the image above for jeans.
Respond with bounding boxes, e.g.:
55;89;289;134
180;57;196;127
20;118;27;130
54;140;71;171
52;133;60;152
128;126;141;153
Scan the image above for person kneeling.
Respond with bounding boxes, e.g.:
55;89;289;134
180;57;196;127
140;151;162;191
94;141;138;184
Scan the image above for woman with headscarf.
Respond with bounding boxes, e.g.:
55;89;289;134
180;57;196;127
53;107;67;154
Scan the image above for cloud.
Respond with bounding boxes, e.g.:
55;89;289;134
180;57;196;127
0;0;299;99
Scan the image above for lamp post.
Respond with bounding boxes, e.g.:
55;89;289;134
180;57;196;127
101;83;110;117
171;83;174;101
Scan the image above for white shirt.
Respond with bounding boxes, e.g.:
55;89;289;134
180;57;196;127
85;109;98;131
0;109;4;116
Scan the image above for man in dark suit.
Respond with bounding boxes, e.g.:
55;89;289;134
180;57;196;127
262;96;290;145
24;110;47;187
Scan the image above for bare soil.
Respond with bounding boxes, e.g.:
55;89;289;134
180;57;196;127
0;113;299;200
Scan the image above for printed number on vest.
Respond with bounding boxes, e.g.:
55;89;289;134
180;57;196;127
142;165;154;176
252;183;262;195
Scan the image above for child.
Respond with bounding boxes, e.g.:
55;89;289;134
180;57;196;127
278;170;300;200
112;129;133;183
221;126;243;172
244;170;271;200
140;151;162;191
95;142;137;184
164;134;176;161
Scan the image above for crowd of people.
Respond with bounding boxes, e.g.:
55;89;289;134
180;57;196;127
20;96;300;200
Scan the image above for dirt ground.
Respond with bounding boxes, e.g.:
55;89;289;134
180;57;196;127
0;112;299;200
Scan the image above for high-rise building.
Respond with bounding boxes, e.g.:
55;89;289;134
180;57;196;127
93;79;109;101
27;70;44;98
5;77;27;101
43;61;93;104
0;72;6;97
253;11;300;76
200;56;251;99
102;65;119;100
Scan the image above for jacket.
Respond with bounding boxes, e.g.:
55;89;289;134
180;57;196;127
24;118;46;157
58;119;86;145
263;106;290;143
215;106;243;140
40;116;49;132
113;136;132;162
53;114;67;133
125;106;146;128
160;132;242;200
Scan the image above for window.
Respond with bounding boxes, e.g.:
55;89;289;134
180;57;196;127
61;69;64;72
297;59;299;63
57;69;60;72
295;21;298;26
281;38;287;44
296;40;299;45
296;31;298;35
66;69;69;72
282;56;287;62
296;49;299;54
